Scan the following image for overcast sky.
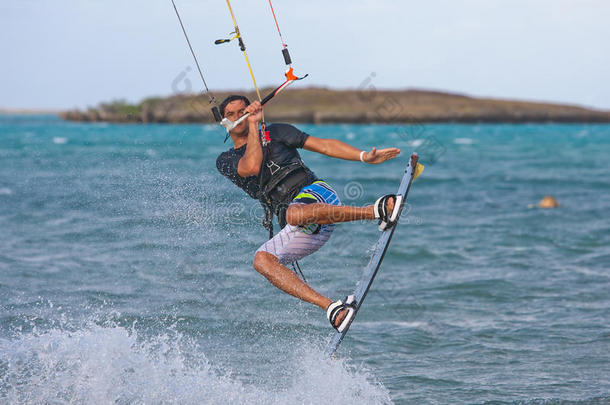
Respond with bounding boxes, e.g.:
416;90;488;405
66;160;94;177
2;0;609;110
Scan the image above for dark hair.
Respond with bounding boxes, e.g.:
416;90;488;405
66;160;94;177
219;95;250;117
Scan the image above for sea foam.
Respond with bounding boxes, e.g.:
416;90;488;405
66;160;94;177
0;324;391;404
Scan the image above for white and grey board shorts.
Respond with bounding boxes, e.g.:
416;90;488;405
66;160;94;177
256;181;341;264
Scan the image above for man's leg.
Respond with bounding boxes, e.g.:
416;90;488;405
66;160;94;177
253;251;350;328
285;199;394;226
253;251;332;310
252;184;394;328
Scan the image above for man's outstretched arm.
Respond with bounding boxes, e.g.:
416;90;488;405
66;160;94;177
303;136;401;164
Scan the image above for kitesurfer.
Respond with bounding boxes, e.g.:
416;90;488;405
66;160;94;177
216;95;401;331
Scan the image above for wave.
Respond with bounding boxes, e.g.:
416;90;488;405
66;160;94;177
52;137;68;145
453;137;475;145
0;323;391;404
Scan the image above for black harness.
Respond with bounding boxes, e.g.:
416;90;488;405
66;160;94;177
257;124;315;239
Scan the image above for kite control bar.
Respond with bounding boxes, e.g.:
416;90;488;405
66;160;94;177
220;67;308;131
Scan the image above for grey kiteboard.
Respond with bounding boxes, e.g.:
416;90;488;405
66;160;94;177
327;153;420;356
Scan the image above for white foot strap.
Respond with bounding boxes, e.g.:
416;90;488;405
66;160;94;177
327;295;356;333
374;194;399;231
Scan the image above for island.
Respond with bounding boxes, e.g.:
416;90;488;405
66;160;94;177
59;88;610;124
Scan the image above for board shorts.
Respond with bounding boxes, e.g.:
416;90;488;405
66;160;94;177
256;180;341;265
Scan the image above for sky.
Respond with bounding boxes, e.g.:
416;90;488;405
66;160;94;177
1;0;610;111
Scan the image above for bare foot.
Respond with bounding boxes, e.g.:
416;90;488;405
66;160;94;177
370;195;396;218
333;308;348;328
386;196;395;213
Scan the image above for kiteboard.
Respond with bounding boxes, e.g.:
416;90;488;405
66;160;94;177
327;153;422;356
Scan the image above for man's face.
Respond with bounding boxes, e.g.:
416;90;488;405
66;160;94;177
223;100;248;136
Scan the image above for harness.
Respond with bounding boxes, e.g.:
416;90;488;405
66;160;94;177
257;124;315;239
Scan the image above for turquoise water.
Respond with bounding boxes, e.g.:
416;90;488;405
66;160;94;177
1;115;608;404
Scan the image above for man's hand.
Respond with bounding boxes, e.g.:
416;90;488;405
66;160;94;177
245;101;263;125
362;147;401;164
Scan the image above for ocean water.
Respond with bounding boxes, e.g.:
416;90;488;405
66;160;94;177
0;115;608;404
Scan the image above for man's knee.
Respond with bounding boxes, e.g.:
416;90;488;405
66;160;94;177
253;251;277;274
285;204;303;226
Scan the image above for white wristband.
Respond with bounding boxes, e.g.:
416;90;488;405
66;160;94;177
360;151;366;162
